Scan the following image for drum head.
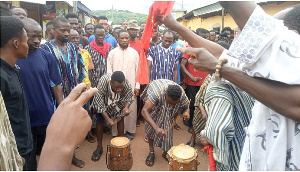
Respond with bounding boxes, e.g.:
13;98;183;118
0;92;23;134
172;144;196;160
111;137;130;147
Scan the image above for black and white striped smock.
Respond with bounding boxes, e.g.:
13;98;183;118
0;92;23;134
85;44;113;88
91;73;133;118
141;79;189;151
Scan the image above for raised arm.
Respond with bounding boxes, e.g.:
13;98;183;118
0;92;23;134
178;47;300;122
158;14;224;58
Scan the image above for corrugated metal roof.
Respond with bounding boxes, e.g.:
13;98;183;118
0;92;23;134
192;2;222;16
78;1;91;13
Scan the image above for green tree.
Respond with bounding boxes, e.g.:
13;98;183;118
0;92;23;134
92;10;147;25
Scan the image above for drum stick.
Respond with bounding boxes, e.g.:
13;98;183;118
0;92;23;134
164;115;181;134
187;99;191;111
113;110;133;124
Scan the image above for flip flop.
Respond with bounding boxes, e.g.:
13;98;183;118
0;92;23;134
174;124;181;130
72;156;85;168
86;133;96;143
91;149;103;161
145;152;155;167
162;152;168;162
186;141;195;147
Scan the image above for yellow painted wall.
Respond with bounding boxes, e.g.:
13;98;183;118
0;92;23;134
11;1;20;7
180;1;300;31
261;1;300;15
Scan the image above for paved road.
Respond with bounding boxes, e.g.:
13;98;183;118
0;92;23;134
70;120;209;171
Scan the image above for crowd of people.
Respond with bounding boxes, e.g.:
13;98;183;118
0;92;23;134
0;1;300;171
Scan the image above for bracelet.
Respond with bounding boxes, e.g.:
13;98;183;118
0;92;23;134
215;58;228;81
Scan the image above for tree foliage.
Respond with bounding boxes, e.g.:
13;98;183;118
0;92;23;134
91;10;147;25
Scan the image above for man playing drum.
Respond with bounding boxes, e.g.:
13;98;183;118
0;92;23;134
90;71;133;161
141;79;190;167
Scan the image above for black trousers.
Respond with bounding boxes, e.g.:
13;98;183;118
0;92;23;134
25;125;47;171
185;85;200;127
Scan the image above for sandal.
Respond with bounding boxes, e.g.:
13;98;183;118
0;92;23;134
174;124;181;130
186;141;195;147
145;152;155;167
91;149;103;161
72;156;85;168
86;132;96;143
162;151;168;162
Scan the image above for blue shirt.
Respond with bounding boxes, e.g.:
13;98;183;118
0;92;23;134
171;41;183;84
17;48;62;127
89;33;117;48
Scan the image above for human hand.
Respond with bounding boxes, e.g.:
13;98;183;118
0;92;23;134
123;107;132;116
106;118;114;127
154;13;177;29
183;111;190;121
21;157;25;166
134;88;140;97
202;114;208;122
199;105;207;122
177;46;218;74
200;136;209;146
192;76;202;82
155;127;166;137
45;83;98;150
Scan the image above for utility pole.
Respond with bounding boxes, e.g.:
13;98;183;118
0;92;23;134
221;8;225;30
73;1;77;14
111;5;114;22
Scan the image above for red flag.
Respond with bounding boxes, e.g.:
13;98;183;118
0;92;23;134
137;1;175;85
202;144;217;171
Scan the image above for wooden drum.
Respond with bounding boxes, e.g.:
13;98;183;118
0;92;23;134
106;137;133;171
167;144;200;171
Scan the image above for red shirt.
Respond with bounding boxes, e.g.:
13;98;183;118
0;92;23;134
182;46;208;86
129;39;142;55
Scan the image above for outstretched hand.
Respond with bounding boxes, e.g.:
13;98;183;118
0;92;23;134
38;83;98;171
176;46;219;74
46;83;98;150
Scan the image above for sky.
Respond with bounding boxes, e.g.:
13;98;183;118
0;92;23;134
81;0;218;14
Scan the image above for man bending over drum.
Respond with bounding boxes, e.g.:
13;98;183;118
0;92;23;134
90;71;133;161
141;79;190;167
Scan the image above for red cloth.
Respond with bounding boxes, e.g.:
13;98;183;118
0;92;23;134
137;1;175;85
129;40;142;55
90;40;111;58
202;144;217;171
182;45;208;86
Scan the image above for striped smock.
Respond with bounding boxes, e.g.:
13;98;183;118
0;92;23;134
85;44;113;88
147;45;181;81
201;81;254;171
91;73;133;118
40;41;87;97
141;79;189;151
192;75;212;139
